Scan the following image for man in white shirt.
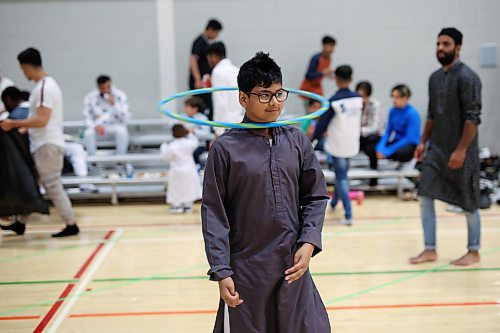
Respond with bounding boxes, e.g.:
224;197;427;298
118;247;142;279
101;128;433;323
0;47;79;237
206;42;244;135
0;72;15;112
82;75;130;155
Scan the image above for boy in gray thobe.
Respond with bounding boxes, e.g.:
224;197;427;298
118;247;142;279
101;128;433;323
202;52;331;332
410;27;482;266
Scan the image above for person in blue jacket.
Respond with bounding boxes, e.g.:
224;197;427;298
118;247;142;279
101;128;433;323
376;84;420;163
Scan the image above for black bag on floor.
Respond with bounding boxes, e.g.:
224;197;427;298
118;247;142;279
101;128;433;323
0;130;49;216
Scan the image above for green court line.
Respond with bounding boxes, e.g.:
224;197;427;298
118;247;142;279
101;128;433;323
1;267;498;286
0;262;208;317
324;246;500;305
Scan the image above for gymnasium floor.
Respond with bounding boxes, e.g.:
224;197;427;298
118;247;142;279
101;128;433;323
1;196;499;332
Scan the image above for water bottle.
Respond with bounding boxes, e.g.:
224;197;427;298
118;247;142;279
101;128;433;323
125;163;135;178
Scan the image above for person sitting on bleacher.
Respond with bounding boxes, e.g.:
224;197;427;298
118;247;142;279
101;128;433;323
183;96;212;168
83;75;130;156
357;81;384;186
160;124;202;214
376;84;420;168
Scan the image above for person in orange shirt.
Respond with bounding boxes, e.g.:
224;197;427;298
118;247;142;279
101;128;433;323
299;35;336;113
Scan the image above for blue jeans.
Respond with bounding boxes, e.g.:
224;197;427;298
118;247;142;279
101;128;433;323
419;196;481;251
330;156;352;219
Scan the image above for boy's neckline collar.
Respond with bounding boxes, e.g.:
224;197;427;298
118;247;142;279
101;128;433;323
241;114;281;138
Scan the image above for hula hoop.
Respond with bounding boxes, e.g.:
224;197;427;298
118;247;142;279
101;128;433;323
157;87;329;129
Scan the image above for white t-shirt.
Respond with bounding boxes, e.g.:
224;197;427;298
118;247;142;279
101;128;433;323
0;76;15;112
324;96;363;158
211;58;244;125
28;76;65;152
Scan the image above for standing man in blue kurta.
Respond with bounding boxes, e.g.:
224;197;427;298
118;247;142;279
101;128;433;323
410;27;482;266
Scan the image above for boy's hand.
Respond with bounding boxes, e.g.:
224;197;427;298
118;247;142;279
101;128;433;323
218;277;243;308
285;243;315;284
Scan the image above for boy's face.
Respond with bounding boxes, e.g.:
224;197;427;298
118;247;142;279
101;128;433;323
184;104;198;117
391;90;409;109
322;43;335;56
239;83;285;123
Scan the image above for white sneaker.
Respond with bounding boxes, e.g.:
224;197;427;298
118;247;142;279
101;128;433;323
169;207;184;214
446;204;464;213
79;183;98;193
339;218;352;226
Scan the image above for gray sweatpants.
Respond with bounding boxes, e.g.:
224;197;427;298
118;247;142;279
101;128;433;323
33;144;74;225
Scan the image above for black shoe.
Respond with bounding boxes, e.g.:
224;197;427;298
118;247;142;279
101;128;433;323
0;221;26;235
52;224;79;238
369;178;378;187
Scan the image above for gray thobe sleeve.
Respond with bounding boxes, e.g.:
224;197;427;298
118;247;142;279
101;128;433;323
427;76;435;120
201;141;234;281
459;72;482;125
297;135;329;257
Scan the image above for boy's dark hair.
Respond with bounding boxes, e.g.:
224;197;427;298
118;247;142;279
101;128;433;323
185;96;205;112
322;35;336;45
334;65;353;82
21;90;30;101
392;84;411;98
97;75;111;85
308;98;321;107
238;52;282;92
172;123;189;138
206;19;223;31
17;47;42;67
1;86;22;105
356;81;372;96
206;42;226;58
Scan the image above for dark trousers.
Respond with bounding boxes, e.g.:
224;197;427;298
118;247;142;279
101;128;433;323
387;144;417;162
360;135;381;170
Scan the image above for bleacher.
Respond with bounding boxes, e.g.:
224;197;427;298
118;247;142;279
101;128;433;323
61;119;419;204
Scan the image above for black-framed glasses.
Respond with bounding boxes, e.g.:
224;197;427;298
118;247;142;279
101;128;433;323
244;89;289;103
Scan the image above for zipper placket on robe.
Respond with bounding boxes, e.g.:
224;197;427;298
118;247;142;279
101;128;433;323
267;136;285;222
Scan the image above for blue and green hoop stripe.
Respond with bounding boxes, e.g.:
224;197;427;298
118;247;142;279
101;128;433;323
157;87;330;129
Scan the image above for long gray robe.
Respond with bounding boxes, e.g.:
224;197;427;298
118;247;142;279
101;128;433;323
202;124;331;332
418;60;482;212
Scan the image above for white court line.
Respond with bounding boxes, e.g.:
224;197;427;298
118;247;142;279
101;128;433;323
45;228;123;333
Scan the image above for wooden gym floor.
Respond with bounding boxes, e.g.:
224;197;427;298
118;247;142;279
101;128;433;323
1;196;499;332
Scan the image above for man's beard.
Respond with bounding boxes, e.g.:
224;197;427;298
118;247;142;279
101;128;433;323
437;50;456;66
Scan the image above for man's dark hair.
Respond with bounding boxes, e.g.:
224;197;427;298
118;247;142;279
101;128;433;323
238;52;282;92
322;35;336;45
1;86;22;105
17;47;42;67
356;81;372;96
172;123;189;138
206;42;226;58
392;84;411;98
206;19;223;31
184;96;205;112
438;27;463;46
334;65;353;82
97;75;111;85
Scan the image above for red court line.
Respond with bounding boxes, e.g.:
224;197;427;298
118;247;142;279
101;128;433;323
67;301;498;319
1;300;496;322
326;301;498;311
33;284;75;332
33;230;114;332
0;315;41;321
